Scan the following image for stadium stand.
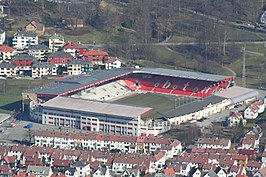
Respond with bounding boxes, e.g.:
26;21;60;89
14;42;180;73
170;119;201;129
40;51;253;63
123;76;231;97
71;80;131;101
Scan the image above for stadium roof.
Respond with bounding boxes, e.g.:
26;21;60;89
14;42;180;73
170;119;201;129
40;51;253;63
27;67;231;95
162;95;226;118
41;96;152;119
138;68;231;81
214;86;258;104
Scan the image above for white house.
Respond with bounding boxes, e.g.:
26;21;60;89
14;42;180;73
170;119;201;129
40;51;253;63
72;160;90;177
31;62;57;78
227;111;246;127
0;62;16;77
49;33;65;52
13;30;38;50
26;165;53;177
244;101;265;119
105;57;122;70
93;166;111;177
0;29;5;45
196;137;231;149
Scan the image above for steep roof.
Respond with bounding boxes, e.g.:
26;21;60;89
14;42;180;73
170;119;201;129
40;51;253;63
47;51;73;58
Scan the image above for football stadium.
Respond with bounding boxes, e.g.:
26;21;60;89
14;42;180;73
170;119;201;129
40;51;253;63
23;67;258;136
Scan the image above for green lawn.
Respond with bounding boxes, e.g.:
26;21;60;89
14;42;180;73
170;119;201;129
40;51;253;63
229;54;265;88
229;28;266;41
0;79;54;113
113;93;196;119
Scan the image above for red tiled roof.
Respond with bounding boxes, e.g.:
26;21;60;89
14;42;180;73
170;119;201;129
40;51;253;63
85;50;108;56
164;168;175;176
0;46;13;52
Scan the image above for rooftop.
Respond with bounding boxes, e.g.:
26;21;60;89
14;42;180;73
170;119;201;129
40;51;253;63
26;67;230;96
47;51;73;58
32;62;55;68
41;96;152;118
0;45;13;52
162;95;226;118
28;44;50;51
12;53;37;61
15;30;37;38
214;86;258;104
49;33;64;40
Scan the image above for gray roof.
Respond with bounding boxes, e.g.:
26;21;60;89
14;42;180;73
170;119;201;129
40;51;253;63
26;67;230;95
214;86;258;104
0;29;5;34
32;62;55;68
0;62;16;68
42;96;152;119
68;59;92;65
28;68;134;95
162;95;226;118
138;68;231;82
15;30;37;37
26;165;51;174
73;160;88;168
28;44;49;51
50;33;64;40
47;51;73;58
12;53;37;61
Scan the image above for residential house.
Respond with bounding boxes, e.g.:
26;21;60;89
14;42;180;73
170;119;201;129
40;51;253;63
246;161;265;174
26;165;53;177
49;33;65;52
72;160;90;177
63;167;78;177
67;59;93;75
0;156;17;168
93;166;111;177
196;137;231;149
0;165;11;177
23;20;45;36
228;166;246;177
121;169;140;177
0;62;16;77
254;167;266;177
85;49;109;65
0;45;14;61
105;57;122;70
203;170;219;177
63;42;88;57
31;62;57;78
28;44;51;60
47;51;73;67
11;53;37;71
13;30;38;50
0;28;5;45
188;167;201;177
240;134;260;150
227;111;246;127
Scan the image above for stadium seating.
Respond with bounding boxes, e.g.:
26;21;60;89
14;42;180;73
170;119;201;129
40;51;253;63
123;76;230;97
71;81;131;101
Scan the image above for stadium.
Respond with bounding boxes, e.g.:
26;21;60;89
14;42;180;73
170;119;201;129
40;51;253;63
23;67;253;137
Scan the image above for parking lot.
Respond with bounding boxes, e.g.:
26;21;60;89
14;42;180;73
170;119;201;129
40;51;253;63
0;119;89;144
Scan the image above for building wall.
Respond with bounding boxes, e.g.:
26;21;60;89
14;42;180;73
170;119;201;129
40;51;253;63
41;107;141;136
0;31;5;45
0;67;16;77
13;36;38;50
49;38;65;52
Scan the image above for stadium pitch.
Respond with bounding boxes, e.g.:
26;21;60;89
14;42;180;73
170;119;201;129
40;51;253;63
112;92;198;119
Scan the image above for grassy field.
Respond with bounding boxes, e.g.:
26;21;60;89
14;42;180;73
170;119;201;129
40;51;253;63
0;79;54;114
113;93;196;119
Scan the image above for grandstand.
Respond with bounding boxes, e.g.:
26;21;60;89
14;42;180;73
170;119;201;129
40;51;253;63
123;74;232;97
71;80;132;101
